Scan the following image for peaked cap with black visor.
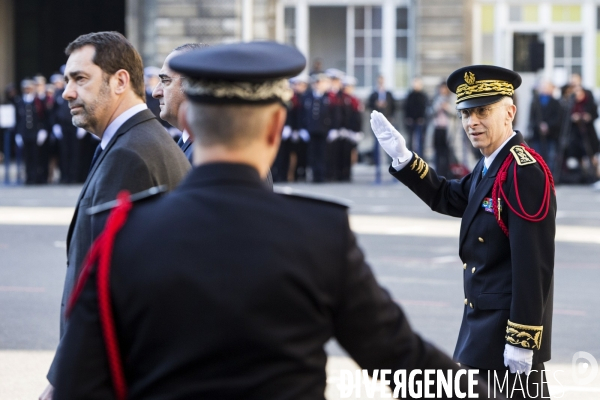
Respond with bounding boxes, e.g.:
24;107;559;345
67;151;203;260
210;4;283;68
447;65;522;110
168;41;306;106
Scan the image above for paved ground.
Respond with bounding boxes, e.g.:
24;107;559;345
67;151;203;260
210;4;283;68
1;165;599;399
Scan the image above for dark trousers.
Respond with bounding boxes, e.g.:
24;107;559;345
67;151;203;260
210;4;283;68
308;134;327;183
434;127;450;178
464;363;550;399
407;122;426;156
59;125;79;183
23;139;49;184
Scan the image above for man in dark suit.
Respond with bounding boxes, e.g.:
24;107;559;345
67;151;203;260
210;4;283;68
372;65;555;399
152;43;207;164
53;42;493;400
40;31;190;400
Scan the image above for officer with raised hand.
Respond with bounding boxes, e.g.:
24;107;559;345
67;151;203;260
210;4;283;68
371;65;555;399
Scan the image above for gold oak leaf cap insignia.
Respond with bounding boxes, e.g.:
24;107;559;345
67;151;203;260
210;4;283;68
447;65;521;110
464;71;476;86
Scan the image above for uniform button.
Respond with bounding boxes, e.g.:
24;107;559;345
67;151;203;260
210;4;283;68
472;267;476;273
464;298;467;305
463;263;467;270
478;237;484;243
469;303;474;309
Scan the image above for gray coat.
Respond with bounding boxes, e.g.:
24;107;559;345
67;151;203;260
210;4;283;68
48;109;190;384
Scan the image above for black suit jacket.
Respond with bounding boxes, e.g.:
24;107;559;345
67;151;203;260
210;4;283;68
391;132;555;370
54;163;490;399
48;109;190;384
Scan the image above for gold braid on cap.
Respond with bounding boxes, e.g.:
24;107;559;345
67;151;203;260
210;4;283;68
183;78;293;102
456;80;514;104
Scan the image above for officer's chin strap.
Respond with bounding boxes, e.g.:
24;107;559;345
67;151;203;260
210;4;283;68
66;191;133;400
492;145;555;237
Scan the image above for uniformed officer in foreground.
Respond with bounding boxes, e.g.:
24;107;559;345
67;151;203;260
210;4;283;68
53;43;494;399
371;65;555;398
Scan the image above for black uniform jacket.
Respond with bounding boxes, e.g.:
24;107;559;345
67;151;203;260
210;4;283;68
390;132;555;370
54;163;491;400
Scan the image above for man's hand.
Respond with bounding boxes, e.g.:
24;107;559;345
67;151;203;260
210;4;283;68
370;111;412;162
39;383;54;400
504;344;533;375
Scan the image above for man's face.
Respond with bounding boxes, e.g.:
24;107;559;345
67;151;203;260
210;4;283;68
152;51;186;128
62;45;113;134
461;99;515;157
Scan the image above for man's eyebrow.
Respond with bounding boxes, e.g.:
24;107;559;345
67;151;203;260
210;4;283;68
66;70;86;79
158;74;170;80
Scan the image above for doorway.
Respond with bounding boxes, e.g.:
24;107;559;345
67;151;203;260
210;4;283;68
309;7;347;73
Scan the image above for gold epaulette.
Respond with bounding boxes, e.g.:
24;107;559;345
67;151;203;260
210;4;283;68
505;320;543;350
510;145;537;166
409;153;429;179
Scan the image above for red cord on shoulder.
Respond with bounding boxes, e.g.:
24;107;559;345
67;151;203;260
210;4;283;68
492;146;555;237
65;190;133;400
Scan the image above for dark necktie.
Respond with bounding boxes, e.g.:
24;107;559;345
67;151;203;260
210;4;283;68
89;145;103;172
177;136;185;149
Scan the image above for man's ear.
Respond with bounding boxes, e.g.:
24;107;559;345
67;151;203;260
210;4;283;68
266;105;286;146
506;102;517;123
113;69;131;95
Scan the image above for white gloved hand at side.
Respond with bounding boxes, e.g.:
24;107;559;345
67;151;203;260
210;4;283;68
504;344;533;375
370;111;412;163
37;129;48;146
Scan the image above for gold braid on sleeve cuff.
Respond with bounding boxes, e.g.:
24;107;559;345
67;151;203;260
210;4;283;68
409;153;429;179
505;320;543;350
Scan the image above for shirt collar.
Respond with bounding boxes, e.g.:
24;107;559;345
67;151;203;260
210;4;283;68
484;131;516;169
100;103;148;149
181;130;190;143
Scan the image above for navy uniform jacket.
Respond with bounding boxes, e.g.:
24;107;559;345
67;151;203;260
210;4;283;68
301;91;332;136
390;132;555;370
54;163;491;399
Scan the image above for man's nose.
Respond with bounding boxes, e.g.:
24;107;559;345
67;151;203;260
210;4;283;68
152;83;162;99
62;81;76;101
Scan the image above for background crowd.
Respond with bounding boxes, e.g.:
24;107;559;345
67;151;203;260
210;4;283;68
1;63;599;185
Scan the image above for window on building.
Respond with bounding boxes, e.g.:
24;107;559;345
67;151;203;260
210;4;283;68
481;4;495;64
554;35;583;78
509;5;538;23
284;7;295;46
352;6;382;88
395;6;409;88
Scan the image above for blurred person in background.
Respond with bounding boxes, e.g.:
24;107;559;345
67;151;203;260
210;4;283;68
368;75;396;166
528;80;562;176
565;85;599;182
285;75;310;182
15;79;48;184
52;72;80;184
339;75;363;181
404;77;428;157
301;73;332;183
430;80;454;178
144;66;172;133
325;68;344;181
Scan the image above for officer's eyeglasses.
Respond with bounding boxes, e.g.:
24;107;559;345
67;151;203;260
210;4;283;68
456;104;505;120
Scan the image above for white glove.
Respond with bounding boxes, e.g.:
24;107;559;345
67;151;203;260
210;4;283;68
370;111;412;163
299;129;310;142
351;131;364;144
15;134;24;148
52;124;63;140
281;125;292;140
37;129;48;146
76;128;87;139
327;129;339;142
504;344;533;375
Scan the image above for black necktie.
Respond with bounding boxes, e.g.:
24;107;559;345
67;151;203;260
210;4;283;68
89;145;103;172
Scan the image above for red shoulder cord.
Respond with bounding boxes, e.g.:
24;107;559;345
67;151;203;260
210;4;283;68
66;191;133;400
491;146;555;237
